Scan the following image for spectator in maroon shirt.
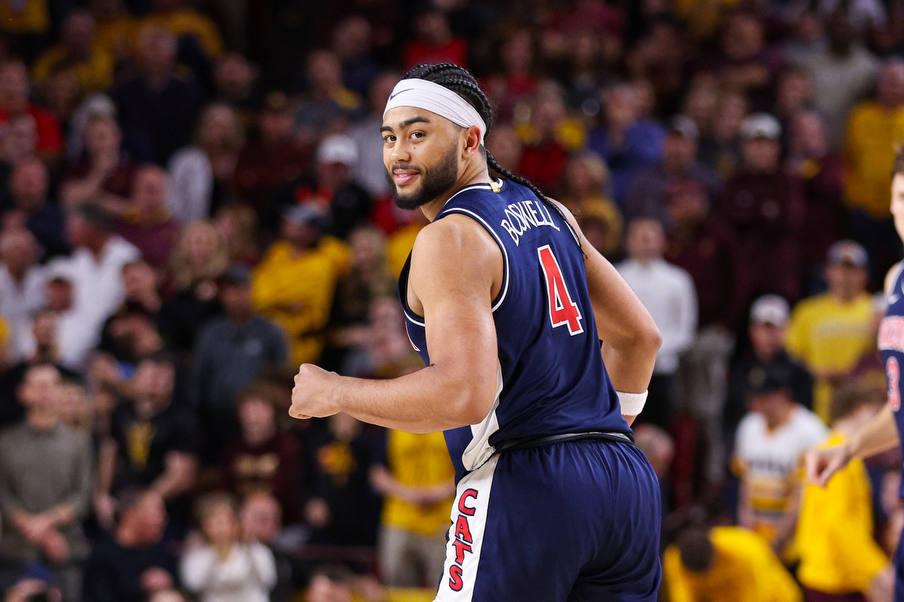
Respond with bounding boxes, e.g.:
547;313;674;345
402;8;467;71
0;61;63;161
61;113;136;209
113;165;180;271
712;11;782;109
221;384;301;523
787;110;847;293
715;113;806;310
665;179;737;332
234;92;311;233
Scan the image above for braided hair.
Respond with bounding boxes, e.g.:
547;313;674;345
400;63;570;228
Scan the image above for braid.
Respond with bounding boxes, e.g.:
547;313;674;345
401;63;580;250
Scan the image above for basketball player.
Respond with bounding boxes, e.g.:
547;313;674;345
289;63;663;600
807;148;904;600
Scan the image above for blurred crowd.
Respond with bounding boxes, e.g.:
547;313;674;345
0;0;904;600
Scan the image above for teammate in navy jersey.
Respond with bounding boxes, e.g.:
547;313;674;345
289;63;663;600
806;148;904;600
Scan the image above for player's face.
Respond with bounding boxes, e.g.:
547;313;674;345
382;107;462;210
891;174;904;242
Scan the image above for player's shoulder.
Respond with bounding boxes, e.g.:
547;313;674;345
411;212;500;269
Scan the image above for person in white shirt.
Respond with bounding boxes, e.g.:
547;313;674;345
0;229;45;361
735;363;827;556
618;218;698;428
46;204;139;368
181;493;276;602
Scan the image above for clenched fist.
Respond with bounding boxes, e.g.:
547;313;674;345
289;364;342;420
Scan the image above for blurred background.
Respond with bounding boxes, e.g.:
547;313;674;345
0;0;901;600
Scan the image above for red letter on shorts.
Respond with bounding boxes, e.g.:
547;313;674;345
449;565;464;591
452;537;473;564
458;489;478;516
454;514;473;544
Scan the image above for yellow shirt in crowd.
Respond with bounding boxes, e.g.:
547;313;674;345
796;432;888;595
32;44;114;93
386;223;423;278
845;101;904;217
0;0;49;34
785;293;875;422
140;8;224;57
381;431;454;538
664;527;801;602
252;237;350;367
94;15;140;60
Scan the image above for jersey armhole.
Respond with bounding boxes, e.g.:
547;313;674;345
437;207;510;312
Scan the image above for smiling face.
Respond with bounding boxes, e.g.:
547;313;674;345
381;107;464;210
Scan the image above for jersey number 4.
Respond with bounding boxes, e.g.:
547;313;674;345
538;245;584;336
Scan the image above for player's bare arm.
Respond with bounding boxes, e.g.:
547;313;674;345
806;261;903;487
549;199;662;423
288;215;501;433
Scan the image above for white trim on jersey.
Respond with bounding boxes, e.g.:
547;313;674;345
402;306;426;328
461;362;503;472
438;207;511;312
434;454;500;602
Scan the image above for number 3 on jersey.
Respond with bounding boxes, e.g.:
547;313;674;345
537;245;584;336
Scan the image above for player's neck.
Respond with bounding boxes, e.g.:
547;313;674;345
420;163;493;222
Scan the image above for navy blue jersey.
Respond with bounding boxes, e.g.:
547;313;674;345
880;263;904;498
399;179;630;480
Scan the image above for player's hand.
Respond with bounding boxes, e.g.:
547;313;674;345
805;442;853;487
289;364;341;420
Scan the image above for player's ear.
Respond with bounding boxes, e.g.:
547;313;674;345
462;125;482;156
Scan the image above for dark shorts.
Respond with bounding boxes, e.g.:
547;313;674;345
434;439;662;601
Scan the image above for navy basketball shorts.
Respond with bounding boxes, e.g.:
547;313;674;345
433;439;662;601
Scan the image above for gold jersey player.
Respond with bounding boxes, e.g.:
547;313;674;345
289;63;663;601
807;148;904;601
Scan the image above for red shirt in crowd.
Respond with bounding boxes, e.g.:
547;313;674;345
403;38;468;70
0;104;62;156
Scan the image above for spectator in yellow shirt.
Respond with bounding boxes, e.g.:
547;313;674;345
140;0;224;59
844;59;904;281
91;0;139;64
845;60;904;219
786;241;875;422
252;204;350;367
796;380;893;601
370;430;455;587
32;10;114;94
664;525;801;602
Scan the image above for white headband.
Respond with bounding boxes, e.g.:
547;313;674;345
383;78;487;144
